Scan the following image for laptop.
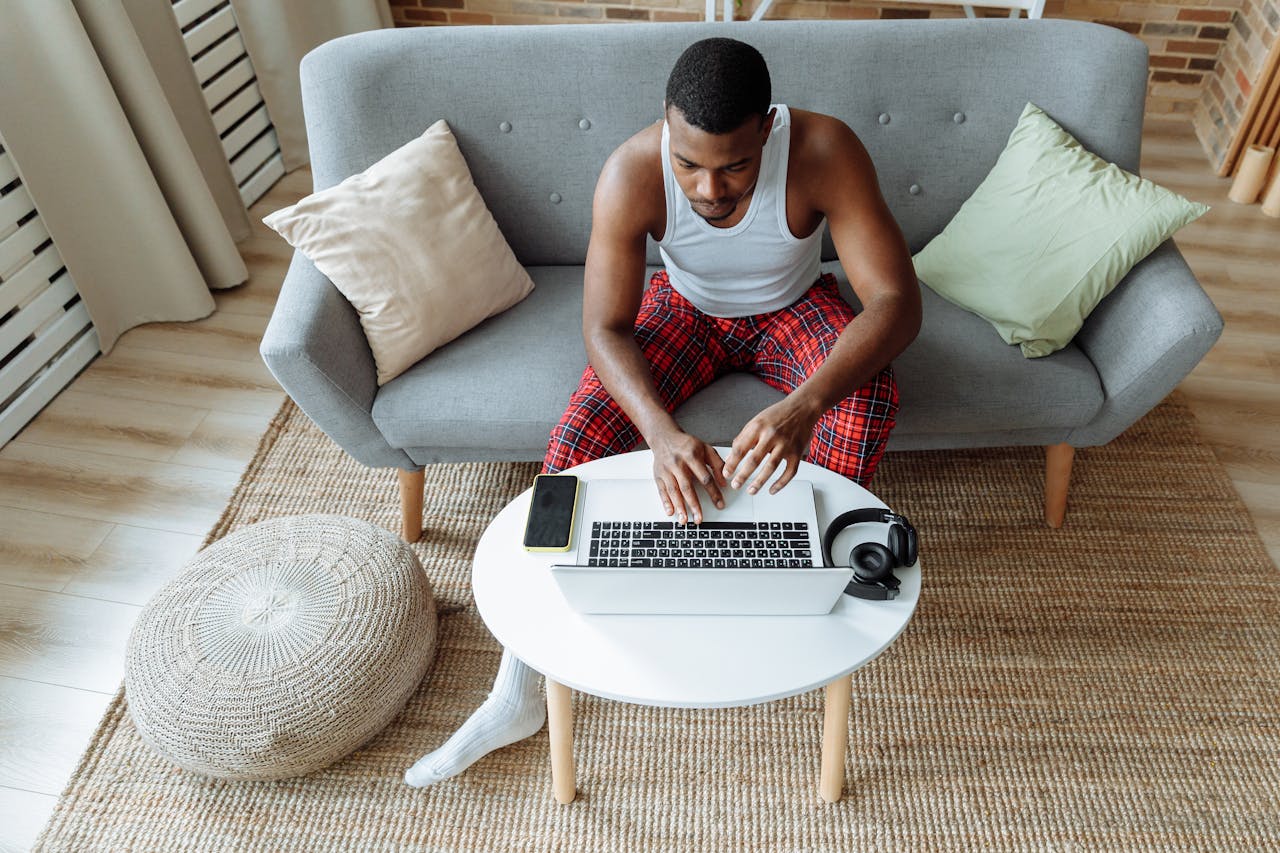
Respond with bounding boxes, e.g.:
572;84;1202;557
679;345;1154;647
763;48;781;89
549;477;853;616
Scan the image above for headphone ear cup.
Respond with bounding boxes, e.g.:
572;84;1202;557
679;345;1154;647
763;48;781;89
886;523;910;568
849;542;895;583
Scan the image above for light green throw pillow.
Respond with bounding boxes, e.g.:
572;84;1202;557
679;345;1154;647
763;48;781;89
912;103;1208;358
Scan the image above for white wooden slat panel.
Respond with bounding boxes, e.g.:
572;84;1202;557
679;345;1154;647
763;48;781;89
172;0;226;30
182;5;236;60
229;129;278;185
0;249;63;319
203;56;255;112
192;29;247;86
239;152;285;207
0;114;98;450
221;104;271;161
0;151;19;189
0;183;36;236
0;276;77;357
211;82;265;136
181;0;284;207
0;299;91;403
0;320;98;447
0;217;51;279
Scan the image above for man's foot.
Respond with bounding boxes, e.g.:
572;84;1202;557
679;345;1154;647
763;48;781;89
404;652;544;787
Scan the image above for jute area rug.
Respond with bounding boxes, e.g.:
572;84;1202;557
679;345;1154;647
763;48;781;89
36;396;1280;852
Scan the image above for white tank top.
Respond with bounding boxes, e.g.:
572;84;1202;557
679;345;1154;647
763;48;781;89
658;104;824;318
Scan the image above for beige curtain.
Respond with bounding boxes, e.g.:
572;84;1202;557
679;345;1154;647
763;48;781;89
0;0;391;354
0;0;247;353
229;0;394;171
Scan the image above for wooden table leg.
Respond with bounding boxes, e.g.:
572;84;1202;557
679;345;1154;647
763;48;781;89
546;678;576;804
397;468;424;542
1044;443;1074;529
820;675;852;803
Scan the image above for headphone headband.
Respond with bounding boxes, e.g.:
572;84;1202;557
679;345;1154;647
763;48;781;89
831;508;897;527
821;507;916;567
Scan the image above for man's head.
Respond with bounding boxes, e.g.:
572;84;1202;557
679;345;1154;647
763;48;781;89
664;38;775;223
664;37;772;134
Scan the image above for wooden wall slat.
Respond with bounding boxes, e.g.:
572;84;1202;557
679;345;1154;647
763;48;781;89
182;5;236;60
172;0;226;31
0;276;78;358
0;250;63;320
0;183;36;239
221;104;272;161
0;218;51;280
0;314;98;446
193;29;247;86
229;129;279;185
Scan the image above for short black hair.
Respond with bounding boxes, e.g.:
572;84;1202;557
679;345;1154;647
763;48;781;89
665;38;771;134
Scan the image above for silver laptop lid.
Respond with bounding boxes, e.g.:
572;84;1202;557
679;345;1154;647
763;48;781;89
550;564;853;615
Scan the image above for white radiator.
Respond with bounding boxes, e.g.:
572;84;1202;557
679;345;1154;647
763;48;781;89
173;0;285;206
0;140;101;448
0;3;285;449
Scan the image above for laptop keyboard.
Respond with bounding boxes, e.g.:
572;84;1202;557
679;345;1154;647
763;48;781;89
587;521;814;568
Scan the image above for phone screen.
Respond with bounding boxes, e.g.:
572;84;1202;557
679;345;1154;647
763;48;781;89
522;474;580;552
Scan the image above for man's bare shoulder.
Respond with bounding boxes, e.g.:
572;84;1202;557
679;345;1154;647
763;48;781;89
789;109;873;172
598;122;663;199
594;120;665;237
788;108;880;215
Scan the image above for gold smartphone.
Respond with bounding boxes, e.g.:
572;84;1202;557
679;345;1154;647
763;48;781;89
522;474;581;552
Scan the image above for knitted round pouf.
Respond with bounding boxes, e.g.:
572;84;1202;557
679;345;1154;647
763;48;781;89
125;514;437;780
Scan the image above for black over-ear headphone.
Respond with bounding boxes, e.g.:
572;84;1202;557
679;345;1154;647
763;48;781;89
821;508;918;601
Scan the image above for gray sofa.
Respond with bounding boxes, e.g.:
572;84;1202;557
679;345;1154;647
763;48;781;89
261;19;1222;539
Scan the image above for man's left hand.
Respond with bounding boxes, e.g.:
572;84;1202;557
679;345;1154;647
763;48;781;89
722;398;820;495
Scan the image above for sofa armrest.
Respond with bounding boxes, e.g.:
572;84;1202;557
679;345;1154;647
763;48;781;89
260;250;416;469
1066;240;1223;447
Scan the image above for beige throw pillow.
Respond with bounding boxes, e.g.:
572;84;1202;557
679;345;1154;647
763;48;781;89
263;120;534;385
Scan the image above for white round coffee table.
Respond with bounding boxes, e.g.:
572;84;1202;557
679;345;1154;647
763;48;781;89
471;449;920;804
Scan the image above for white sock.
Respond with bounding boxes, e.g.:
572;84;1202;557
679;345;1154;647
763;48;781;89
404;649;545;787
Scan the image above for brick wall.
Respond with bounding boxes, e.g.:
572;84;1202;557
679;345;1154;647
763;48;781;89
1193;0;1280;171
391;0;1274;164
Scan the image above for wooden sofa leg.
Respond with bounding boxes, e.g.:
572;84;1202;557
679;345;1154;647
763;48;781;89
1044;444;1074;529
398;468;425;542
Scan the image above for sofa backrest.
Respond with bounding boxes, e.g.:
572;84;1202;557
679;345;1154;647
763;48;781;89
300;20;1147;265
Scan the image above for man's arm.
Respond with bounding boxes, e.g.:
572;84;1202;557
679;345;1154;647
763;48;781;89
722;114;922;493
582;134;728;523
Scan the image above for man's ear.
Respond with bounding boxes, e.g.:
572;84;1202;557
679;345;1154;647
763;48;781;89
760;107;777;143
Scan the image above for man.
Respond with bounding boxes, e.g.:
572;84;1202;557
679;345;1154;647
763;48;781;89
405;36;920;788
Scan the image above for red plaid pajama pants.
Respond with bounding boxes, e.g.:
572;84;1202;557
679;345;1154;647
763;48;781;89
543;271;899;486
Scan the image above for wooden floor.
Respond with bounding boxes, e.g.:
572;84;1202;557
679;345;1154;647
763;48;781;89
0;117;1276;851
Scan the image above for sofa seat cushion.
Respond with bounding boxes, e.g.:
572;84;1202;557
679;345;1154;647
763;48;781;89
373;265;781;458
893;284;1104;436
373;264;1105;459
373;266;589;457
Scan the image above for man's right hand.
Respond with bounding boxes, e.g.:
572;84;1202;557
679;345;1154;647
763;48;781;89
649;427;728;525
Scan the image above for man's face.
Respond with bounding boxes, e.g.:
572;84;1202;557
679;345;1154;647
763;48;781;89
666;106;774;224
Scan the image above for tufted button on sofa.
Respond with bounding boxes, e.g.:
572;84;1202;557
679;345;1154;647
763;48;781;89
261;20;1221;537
